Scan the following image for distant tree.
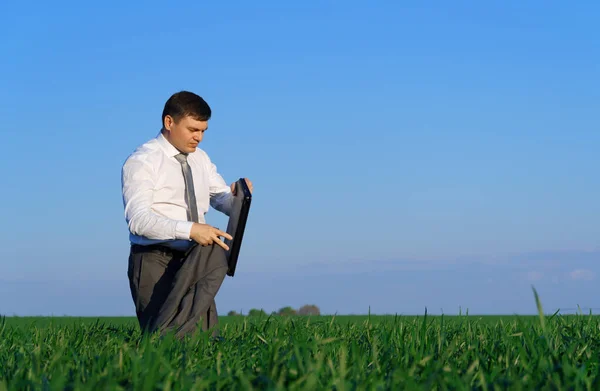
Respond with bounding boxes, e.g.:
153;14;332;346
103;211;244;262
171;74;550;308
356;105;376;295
227;310;240;316
277;306;297;316
248;308;267;317
298;304;320;316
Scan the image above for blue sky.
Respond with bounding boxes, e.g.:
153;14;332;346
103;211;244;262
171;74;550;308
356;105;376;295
1;1;598;316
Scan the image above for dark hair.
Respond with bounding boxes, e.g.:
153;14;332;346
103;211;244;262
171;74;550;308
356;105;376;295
162;91;211;125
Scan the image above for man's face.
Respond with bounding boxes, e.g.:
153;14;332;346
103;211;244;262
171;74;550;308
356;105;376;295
163;115;208;154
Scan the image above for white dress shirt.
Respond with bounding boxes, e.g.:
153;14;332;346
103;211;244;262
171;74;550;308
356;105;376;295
121;132;233;251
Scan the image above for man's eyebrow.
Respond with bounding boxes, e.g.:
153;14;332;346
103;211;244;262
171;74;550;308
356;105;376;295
188;126;208;131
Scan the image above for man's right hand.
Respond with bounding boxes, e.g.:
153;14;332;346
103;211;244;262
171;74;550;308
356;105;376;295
190;223;233;251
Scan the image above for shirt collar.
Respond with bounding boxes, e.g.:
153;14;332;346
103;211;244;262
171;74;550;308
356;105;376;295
156;131;183;158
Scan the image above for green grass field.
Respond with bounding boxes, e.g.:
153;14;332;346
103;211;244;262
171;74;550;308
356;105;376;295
2;299;600;389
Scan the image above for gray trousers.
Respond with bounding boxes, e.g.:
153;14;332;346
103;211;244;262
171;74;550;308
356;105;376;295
127;242;229;338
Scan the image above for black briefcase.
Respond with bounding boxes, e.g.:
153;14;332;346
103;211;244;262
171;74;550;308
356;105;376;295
224;178;252;277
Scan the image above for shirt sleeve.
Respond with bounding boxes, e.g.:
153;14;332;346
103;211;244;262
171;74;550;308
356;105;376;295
121;157;194;240
206;157;234;216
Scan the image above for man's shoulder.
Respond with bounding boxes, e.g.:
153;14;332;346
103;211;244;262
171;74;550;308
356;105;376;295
190;147;212;164
122;137;163;170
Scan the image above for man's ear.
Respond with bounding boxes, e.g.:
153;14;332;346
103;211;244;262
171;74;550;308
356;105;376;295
163;115;174;131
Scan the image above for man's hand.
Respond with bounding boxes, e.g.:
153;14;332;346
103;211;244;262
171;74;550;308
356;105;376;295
231;178;253;195
190;223;233;251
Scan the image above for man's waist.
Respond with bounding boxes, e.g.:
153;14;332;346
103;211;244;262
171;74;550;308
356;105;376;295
129;235;194;254
130;243;187;257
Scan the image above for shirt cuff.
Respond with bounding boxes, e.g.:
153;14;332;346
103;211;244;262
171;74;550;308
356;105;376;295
175;221;194;240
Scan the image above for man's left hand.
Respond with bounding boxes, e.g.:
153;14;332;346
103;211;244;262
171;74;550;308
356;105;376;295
231;178;253;195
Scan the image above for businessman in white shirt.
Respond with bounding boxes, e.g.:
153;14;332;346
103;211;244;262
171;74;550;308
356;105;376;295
121;91;252;336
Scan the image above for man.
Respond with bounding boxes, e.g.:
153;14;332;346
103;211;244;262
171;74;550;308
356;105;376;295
121;91;252;338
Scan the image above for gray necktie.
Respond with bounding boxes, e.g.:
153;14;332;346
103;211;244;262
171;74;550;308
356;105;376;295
174;153;199;223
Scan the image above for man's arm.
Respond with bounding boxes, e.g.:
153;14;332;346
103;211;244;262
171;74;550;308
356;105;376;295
207;158;234;216
121;157;193;240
